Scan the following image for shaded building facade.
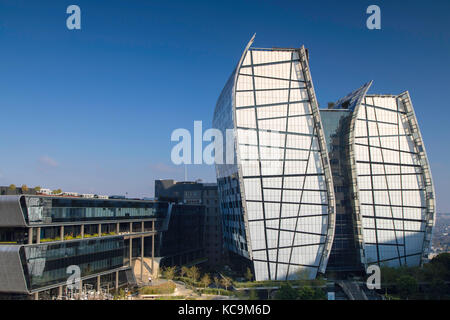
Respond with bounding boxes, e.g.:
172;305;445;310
320;109;361;273
154;180;224;268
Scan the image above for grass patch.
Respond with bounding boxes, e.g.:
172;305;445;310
140;281;176;295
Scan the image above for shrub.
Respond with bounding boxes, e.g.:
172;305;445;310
274;282;298;300
248;289;258;300
298;286;326;300
395;275;418;299
199;288;233;296
245;268;253;282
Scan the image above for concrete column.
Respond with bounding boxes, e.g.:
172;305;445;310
116;222;120;234
141;236;144;282
141;236;144;281
58;286;63;299
129;238;133;266
36;227;41;244
78;279;83;299
60;225;64;241
141;221;144;232
81;224;84;239
98;224;102;236
28;227;33;244
129;222;133;233
151;234;155;277
152;220;155;232
115;271;119;291
33;292;38;300
97;275;101;292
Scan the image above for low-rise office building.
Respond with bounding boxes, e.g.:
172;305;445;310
0;195;205;299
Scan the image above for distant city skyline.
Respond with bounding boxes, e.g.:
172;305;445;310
0;1;449;211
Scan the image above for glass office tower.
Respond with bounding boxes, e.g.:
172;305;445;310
338;83;436;268
214;37;435;280
213;36;336;281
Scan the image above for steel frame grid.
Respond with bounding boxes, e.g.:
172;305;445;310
349;89;435;268
227;37;335;280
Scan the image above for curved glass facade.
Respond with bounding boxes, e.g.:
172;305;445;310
214;38;336;281
351;93;435;267
215;38;435;279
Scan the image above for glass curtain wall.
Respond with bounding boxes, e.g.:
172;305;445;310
352;94;434;267
21;237;124;290
214;38;335;281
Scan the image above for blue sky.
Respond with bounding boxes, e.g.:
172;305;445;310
0;0;449;211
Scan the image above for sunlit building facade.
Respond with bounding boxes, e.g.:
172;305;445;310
335;83;435;268
213;37;435;280
213;36;336;280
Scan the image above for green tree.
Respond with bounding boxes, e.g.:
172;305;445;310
213;276;221;294
395;275;418;299
8;184;16;191
428;278;447;299
313;288;326;300
274;282;298;300
163;266;176;280
297;286;316;300
297;286;326;300
245;267;253;282
220;277;232;291
21;184;28;192
380;265;400;288
429;253;450;281
180;266;189;278
52;189;62;194
188;266;200;283
34;186;41;192
200;273;211;289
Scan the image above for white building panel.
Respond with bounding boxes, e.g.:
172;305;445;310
236;109;257;129
352;93;433;268
289;102;310;116
256;104;287;119
236;91;255;108
215;41;335;281
263;203;281;220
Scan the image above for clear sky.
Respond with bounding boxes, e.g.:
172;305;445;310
0;1;449;211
